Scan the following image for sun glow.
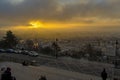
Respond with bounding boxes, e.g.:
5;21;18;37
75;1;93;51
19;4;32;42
28;20;91;29
29;21;44;28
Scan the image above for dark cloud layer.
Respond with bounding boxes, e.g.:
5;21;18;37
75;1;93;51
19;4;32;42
0;0;120;26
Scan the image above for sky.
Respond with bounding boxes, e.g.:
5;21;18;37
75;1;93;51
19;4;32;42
0;0;120;39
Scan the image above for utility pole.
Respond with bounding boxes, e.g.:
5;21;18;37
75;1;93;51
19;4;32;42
115;40;119;57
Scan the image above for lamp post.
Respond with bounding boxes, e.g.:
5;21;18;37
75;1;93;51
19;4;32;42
115;40;119;68
112;40;119;80
115;40;119;57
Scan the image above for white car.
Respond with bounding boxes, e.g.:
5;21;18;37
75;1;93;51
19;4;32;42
14;50;22;54
28;51;39;57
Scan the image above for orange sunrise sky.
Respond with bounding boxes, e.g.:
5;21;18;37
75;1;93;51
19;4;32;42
0;0;120;39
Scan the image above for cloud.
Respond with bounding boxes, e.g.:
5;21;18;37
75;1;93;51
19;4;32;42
0;0;58;25
0;0;120;27
59;0;120;20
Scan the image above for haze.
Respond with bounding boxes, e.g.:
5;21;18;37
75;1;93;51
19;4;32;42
0;0;120;39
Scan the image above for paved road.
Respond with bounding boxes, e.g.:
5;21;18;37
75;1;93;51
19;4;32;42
0;62;105;80
0;53;118;79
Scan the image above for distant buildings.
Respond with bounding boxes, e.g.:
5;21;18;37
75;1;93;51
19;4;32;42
16;39;120;58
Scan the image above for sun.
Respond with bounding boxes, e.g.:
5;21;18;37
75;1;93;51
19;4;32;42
29;21;44;28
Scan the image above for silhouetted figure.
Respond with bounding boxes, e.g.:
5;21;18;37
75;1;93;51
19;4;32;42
101;68;107;80
1;67;16;80
114;78;118;80
22;61;29;66
39;75;47;80
1;67;12;80
12;77;16;80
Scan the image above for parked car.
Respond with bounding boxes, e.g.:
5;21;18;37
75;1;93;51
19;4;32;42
14;50;22;54
21;50;29;55
0;49;5;53
28;51;39;57
6;49;15;53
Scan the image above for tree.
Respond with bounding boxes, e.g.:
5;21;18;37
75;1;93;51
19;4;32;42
52;40;61;59
84;44;94;55
25;39;34;50
83;44;102;61
0;30;18;48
